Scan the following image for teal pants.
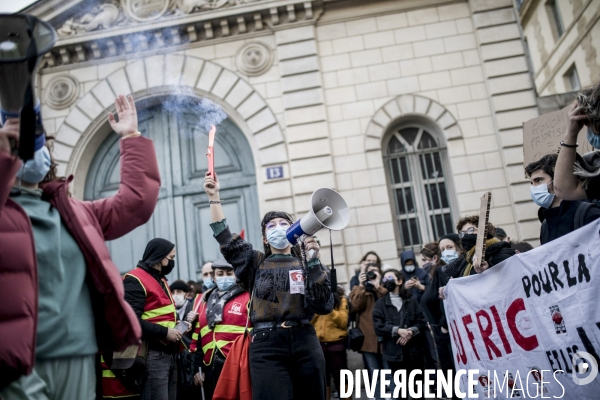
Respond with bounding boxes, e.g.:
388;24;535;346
0;355;95;400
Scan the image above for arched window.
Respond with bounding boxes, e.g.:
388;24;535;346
384;124;457;249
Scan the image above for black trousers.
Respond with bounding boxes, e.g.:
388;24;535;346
249;324;326;400
321;341;348;393
431;324;459;400
387;355;425;400
203;352;226;400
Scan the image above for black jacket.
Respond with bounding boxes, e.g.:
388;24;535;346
485;241;515;267
420;267;450;329
539;200;600;245
123;263;178;352
400;250;431;302
372;293;428;363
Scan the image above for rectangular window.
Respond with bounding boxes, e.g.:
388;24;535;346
546;0;564;38
564;64;581;91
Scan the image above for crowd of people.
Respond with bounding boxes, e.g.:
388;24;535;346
1;78;599;400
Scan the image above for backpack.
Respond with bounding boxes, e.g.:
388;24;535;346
574;200;600;229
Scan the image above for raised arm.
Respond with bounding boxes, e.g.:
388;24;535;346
204;171;261;290
204;171;224;222
554;102;589;200
0;119;21;217
84;95;160;240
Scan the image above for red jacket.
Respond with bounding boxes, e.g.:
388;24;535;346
0;136;160;389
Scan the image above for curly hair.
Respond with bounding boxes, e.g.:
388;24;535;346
525;153;557;179
456;215;496;238
576;83;600;133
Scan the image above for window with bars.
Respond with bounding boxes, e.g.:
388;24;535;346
384;126;455;249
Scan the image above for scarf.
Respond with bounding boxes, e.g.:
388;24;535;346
462;238;500;277
205;285;245;329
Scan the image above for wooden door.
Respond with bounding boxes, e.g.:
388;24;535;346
85;101;260;281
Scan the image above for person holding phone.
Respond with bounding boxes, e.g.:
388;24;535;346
203;172;333;400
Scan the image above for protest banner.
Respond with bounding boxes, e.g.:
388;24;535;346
444;219;600;399
522;105;593;167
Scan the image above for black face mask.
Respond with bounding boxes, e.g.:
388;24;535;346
162;259;175;276
383;280;397;292
461;234;477;251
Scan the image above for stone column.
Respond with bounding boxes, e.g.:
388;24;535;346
469;0;541;243
275;25;347;280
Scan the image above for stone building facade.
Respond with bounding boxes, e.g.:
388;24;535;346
25;0;541;282
518;0;600;96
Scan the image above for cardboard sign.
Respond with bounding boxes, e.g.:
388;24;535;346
444;219;600;399
522;105;592;167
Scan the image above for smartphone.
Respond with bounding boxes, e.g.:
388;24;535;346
175;321;188;334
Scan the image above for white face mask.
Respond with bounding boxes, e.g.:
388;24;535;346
173;294;185;308
404;265;415;273
267;225;291;250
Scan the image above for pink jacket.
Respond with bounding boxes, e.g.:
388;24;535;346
0;136;160;389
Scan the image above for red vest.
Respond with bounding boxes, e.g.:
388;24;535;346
100;356;138;399
190;290;251;365
124;268;177;330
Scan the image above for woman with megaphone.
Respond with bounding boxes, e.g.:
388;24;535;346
203;172;333;400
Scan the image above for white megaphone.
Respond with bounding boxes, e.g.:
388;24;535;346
286;188;350;258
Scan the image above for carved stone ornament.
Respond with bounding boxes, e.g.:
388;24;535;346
122;0;174;22
46;75;80;109
57;0;261;35
236;41;273;77
57;3;124;36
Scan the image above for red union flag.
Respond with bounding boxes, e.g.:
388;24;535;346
443;219;600;399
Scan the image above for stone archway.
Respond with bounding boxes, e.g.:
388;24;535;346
52;54;287;198
364;94;463;150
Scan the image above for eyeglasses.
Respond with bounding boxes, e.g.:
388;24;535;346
265;220;291;231
458;227;477;238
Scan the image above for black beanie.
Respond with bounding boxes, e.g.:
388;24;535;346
170;280;189;293
439;233;460;246
141;238;175;267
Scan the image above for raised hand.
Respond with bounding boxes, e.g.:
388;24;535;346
203;171;220;200
108;95;138;136
0;118;19;155
566;101;589;139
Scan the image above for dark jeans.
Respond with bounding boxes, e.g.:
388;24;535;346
321;340;347;393
363;352;386;400
140;350;177;400
203;352;226;400
249;324;326;400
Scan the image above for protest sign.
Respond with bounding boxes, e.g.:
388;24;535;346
444;219;600;399
522;105;592;167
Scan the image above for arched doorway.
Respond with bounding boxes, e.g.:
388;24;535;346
84;95;260;280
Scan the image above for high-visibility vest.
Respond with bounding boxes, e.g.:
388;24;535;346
124;267;177;330
189;290;251;365
100;356;138;399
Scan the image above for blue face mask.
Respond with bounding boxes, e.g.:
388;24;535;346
587;126;600;149
203;277;216;290
530;182;555;208
267;225;291;250
16;146;51;184
216;276;236;291
441;249;458;264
